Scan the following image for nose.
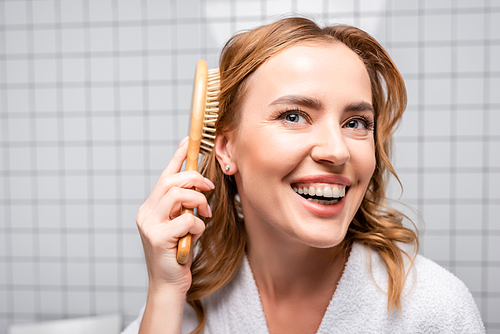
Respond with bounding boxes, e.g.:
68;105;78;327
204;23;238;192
310;124;350;166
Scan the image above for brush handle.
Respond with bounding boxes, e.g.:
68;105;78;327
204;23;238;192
176;60;208;265
176;208;193;264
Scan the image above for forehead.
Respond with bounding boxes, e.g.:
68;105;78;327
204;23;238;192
241;42;372;112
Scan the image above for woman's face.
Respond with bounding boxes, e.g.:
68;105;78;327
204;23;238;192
222;42;375;249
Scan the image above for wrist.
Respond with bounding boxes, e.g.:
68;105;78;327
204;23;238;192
140;284;186;334
147;283;188;302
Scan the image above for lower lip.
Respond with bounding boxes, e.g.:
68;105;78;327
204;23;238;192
293;189;347;217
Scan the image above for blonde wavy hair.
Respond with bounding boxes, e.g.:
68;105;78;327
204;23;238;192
187;17;419;334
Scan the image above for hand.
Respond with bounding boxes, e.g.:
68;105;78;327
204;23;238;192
136;137;215;295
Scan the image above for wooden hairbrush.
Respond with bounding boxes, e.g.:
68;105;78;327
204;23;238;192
176;60;220;264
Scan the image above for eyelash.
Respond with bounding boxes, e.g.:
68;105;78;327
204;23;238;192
346;115;375;131
278;109;375;131
277;108;310;123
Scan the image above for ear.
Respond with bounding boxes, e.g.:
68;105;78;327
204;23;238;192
214;133;237;175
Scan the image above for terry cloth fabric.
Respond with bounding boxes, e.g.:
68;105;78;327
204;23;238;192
121;243;485;334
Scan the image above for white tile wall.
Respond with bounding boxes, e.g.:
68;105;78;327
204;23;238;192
1;0;499;332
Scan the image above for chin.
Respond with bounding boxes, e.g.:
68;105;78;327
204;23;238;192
291;228;348;249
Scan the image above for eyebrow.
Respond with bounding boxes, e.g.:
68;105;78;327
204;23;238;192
269;95;374;114
269;95;323;110
345;101;375;114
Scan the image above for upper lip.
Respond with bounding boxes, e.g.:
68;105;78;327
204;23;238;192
290;174;351;187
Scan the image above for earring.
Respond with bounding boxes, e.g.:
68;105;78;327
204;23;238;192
224;165;230;171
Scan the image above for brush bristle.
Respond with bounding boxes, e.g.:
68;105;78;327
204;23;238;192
200;68;220;153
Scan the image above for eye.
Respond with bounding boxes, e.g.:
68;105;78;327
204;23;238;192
278;109;309;124
285;113;302;123
345;119;365;129
343;116;375;131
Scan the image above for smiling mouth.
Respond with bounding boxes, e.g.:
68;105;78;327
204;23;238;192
292;185;348;205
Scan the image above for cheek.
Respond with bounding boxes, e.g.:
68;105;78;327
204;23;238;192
235;129;306;176
349;140;376;182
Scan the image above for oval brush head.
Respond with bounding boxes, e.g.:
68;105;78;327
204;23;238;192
177;62;220;265
200;68;220;153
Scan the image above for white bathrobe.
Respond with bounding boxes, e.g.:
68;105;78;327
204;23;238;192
122;243;485;333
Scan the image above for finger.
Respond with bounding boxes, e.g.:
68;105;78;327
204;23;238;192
167;214;206;245
141;213;205;252
161;137;190;177
147;187;212;225
155;171;214;198
139;172;214;221
161;187;212;220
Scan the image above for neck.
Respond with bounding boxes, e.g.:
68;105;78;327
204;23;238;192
245;220;348;302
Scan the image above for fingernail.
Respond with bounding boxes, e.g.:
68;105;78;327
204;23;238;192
178;136;189;147
207;204;213;218
205;178;215;189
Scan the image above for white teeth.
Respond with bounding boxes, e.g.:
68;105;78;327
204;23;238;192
293;185;347;199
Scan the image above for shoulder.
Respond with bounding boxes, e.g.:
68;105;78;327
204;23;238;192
364;244;477;305
360;245;485;333
410;254;468;297
396;251;485;333
407;254;476;309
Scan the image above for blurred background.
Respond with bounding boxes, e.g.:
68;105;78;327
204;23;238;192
0;0;498;332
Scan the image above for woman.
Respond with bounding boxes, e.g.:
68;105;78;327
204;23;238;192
123;17;484;334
